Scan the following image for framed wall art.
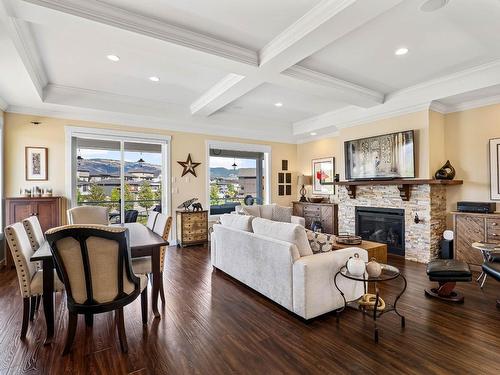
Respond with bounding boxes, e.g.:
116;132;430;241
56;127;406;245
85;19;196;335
312;157;335;195
25;146;48;181
490;138;500;200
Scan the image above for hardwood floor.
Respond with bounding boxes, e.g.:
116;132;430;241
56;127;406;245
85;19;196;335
0;246;499;374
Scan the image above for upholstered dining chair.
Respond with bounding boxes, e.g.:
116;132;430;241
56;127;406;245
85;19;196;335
22;215;45;251
132;214;172;303
67;206;109;225
146;211;159;230
45;225;148;355
4;223;64;339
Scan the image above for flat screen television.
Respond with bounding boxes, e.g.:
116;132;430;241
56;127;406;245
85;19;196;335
345;130;415;180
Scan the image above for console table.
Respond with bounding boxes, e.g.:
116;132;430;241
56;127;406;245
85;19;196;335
292;201;338;235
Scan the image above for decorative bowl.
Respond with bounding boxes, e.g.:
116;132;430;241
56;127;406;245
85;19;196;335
307;197;324;203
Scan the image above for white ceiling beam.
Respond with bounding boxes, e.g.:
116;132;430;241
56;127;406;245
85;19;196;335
40;84;295;143
0;0;48;99
191;0;401;116
274;66;384;107
293;58;500;135
22;0;258;68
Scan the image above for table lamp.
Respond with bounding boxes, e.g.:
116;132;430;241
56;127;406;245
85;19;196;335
297;175;312;202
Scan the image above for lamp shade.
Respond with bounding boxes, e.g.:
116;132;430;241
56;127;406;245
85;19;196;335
297;175;312;186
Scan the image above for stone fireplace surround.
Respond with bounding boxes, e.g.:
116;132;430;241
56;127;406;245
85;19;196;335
338;184;447;263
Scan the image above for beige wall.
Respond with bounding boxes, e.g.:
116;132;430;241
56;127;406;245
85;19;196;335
3;113;297;216
297;110;431;183
444;104;500;215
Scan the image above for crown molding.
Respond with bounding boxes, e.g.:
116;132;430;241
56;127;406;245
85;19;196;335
1;1;48;99
429;101;448;114
282;65;384;106
259;0;356;66
7;104;297;144
23;0;258;66
190;73;245;115
293;101;431;135
0;96;8;111
434;95;500;114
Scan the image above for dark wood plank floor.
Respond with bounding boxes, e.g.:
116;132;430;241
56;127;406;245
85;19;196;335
0;246;499;374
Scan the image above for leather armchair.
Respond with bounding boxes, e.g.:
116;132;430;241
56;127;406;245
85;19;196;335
481;251;500;308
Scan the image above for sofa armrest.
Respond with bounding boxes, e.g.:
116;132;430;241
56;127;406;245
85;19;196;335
292;247;368;319
291;216;305;227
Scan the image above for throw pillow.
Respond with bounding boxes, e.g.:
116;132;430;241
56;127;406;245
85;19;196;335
252;217;313;257
241;205;261;217
305;229;335;254
219;214;254;232
272;206;292;223
259;204;276;220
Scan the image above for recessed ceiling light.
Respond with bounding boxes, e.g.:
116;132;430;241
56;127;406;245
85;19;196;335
107;54;120;62
310;132;317;136
420;0;449;12
274;102;283;107
395;47;409;56
149;76;160;82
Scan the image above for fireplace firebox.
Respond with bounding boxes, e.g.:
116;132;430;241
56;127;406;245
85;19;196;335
355;207;405;256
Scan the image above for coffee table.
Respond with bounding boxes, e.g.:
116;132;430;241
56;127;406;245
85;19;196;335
334;264;407;342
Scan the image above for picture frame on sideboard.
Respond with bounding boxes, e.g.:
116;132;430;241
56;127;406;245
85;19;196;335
490;138;500;200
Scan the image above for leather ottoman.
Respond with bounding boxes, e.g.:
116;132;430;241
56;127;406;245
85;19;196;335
425;259;472;303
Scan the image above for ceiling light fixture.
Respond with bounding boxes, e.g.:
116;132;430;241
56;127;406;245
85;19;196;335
107;54;120;62
310;132;317;136
274;102;283;107
149;76;160;82
395;47;409;56
420;0;449;12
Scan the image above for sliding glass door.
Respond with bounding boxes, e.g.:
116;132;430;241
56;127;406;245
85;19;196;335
69;128;169;225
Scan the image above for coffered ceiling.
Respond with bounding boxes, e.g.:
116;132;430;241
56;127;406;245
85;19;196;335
1;0;500;143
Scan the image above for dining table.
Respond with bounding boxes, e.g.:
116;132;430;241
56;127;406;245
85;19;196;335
30;222;169;345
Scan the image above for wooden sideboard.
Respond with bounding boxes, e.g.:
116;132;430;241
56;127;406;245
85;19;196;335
292;201;338;235
176;210;208;248
452;211;500;267
4;197;63;267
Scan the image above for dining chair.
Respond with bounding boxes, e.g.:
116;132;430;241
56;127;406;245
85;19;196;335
4;222;65;339
67;206;109;225
146;211;159;230
45;224;148;355
132;214;172;303
124;210;139;223
22;215;45;251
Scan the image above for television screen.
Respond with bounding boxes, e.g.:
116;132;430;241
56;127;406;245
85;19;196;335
345;130;415;180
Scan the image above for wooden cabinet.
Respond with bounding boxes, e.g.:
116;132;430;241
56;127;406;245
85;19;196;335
5;197;63;267
453;212;500;267
176;210;208;248
292;201;338;235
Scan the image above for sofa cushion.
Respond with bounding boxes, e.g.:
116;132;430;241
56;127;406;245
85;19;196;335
241;205;261;217
272;206;292;223
260;204;276;220
220;214;254;232
305;229;335;254
252;218;313;257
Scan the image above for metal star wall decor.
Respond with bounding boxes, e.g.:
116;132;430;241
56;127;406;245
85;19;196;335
177;153;201;177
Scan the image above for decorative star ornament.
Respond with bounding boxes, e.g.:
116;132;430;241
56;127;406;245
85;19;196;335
177;154;201;177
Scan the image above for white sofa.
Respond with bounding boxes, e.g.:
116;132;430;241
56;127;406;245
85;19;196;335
211;217;367;320
234;204;306;227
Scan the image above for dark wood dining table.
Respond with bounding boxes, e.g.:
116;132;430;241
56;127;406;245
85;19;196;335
30;222;168;345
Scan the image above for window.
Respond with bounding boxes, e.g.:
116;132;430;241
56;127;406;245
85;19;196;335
207;141;271;216
66;127;170;224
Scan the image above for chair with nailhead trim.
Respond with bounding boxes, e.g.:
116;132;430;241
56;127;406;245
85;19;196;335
4;222;65;339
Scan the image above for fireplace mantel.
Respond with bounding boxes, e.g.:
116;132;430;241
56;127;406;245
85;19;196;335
336;179;463;200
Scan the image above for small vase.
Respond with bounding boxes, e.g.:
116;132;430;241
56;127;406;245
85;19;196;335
434;160;456;180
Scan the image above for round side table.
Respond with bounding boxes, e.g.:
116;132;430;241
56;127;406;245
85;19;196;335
334;264;407;343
